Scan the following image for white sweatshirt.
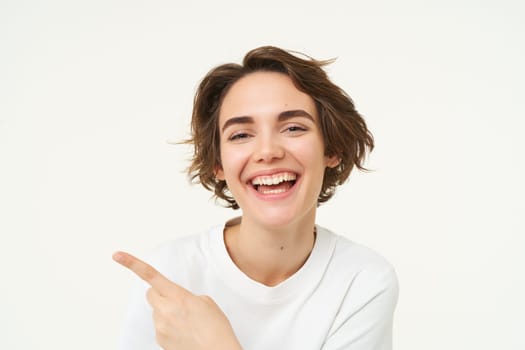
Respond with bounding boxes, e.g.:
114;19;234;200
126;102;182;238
118;222;398;350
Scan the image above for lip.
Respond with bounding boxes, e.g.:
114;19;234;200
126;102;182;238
245;168;300;201
246;168;300;184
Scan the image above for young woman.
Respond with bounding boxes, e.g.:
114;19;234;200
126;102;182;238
113;46;398;350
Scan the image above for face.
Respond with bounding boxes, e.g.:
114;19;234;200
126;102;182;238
215;72;338;229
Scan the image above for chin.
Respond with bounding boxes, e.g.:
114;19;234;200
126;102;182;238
248;204;316;229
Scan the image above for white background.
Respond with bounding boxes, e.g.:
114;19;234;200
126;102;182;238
1;1;524;349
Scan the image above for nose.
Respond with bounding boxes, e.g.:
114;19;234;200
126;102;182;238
252;134;285;163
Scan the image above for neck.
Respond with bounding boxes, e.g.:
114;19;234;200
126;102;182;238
224;216;317;287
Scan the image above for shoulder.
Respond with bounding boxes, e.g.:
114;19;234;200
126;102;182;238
318;228;398;347
319;226;399;299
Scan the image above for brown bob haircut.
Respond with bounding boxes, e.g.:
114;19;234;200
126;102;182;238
186;46;374;209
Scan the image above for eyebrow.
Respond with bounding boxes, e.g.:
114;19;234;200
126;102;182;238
221;109;315;133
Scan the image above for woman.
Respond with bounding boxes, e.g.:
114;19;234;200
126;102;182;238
113;46;398;350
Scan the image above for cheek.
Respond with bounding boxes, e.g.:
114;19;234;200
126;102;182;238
219;145;249;177
291;140;328;185
290;138;325;164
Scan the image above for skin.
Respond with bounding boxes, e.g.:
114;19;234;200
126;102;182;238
216;71;338;286
112;251;242;350
114;71;339;349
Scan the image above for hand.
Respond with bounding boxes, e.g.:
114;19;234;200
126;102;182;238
113;251;242;350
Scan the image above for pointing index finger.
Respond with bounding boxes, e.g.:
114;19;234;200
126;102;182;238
113;251;186;297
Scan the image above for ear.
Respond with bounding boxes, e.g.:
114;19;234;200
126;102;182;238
325;155;340;169
215;166;225;181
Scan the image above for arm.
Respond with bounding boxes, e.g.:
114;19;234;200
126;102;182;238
113;251;242;350
322;267;399;350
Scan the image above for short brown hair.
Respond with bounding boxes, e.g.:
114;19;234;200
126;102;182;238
186;46;374;209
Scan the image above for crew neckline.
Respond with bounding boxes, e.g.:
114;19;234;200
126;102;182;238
206;218;337;304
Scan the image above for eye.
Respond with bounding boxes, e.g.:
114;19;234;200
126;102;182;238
283;125;308;133
229;132;252;141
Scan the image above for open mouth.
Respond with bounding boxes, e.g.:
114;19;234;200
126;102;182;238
250;172;298;195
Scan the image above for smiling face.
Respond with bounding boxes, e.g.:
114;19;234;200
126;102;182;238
215;72;339;230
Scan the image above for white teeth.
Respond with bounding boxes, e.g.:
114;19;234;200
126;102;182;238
251;172;297;186
260;188;287;194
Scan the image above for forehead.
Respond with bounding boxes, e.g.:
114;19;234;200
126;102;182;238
219;71;317;122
